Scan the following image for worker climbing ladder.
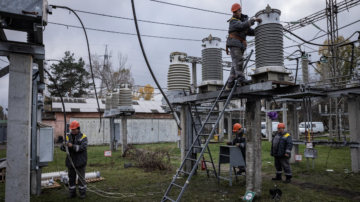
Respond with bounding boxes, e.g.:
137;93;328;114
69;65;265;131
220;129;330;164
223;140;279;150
162;51;253;202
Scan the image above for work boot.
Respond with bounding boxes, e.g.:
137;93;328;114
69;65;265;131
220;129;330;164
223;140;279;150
236;77;252;86
79;186;86;199
79;194;86;199
272;174;282;181
68;188;76;198
284;175;292;183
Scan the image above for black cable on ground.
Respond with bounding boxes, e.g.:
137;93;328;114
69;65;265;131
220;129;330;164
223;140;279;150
131;0;181;130
44;68;67;142
51;5;102;131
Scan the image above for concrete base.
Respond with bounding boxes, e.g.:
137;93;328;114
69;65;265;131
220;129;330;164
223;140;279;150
348;96;360;173
198;84;223;93
288;103;299;164
245;99;262;196
250;71;291;84
6;53;33;202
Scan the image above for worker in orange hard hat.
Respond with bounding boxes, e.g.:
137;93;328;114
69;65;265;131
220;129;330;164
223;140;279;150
226;123;246;175
270;123;293;183
226;3;262;88
60;120;88;198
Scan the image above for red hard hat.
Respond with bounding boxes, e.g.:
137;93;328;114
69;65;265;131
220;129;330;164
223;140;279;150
69;121;80;130
277;123;285;129
231;3;241;12
233;123;242;132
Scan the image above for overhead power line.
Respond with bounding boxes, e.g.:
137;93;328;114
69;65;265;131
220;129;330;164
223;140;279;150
284;18;360;49
150;0;230;15
73;9;227;31
48;22;205;42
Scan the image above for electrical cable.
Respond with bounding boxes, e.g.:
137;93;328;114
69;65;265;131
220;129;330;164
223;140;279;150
45;68;136;199
150;0;230;15
72;9;227;31
49;6;140;199
48;22;204;42
131;0;181;130
44;68;67;147
284;19;360;49
325;146;333;169
50;6;103;132
283;28;360;47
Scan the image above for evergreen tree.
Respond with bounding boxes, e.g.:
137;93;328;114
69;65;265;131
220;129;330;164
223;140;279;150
47;51;91;97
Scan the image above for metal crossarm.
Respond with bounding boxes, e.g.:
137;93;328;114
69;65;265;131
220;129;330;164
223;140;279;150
162;51;253;202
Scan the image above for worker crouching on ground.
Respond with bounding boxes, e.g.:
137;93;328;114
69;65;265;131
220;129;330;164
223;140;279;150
271;123;293;183
226;123;246;175
60;120;88;199
226;3;262;88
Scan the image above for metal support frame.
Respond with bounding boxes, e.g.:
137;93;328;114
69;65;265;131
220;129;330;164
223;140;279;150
0;40;45;60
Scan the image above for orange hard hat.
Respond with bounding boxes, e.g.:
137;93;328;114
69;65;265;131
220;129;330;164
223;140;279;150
233;123;242;132
277;123;285;129
231;3;241;12
69;121;80;130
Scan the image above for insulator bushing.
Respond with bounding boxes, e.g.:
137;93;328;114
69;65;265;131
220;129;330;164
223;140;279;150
167;52;190;91
119;84;132;107
254;5;285;73
201;36;223;85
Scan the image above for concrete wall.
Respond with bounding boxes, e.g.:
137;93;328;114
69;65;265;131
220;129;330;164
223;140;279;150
69;118;178;145
42;112;173;142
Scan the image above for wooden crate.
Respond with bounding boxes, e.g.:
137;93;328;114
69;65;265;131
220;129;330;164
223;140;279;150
41;181;61;189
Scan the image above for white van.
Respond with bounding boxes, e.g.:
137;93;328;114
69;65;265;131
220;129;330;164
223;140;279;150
261;122;279;137
299;122;324;134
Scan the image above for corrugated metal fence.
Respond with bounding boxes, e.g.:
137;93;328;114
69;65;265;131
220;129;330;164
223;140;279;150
70;118;178;145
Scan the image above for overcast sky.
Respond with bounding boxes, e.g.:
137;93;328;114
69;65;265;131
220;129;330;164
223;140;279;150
0;0;359;112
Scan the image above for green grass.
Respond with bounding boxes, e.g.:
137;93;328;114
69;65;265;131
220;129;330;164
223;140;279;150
0;141;359;201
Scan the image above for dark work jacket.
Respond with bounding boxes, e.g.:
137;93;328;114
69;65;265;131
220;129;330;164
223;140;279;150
226;14;255;50
229;131;246;159
60;131;88;168
271;131;293;157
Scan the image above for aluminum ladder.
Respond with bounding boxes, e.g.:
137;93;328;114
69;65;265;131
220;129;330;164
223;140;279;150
161;50;253;202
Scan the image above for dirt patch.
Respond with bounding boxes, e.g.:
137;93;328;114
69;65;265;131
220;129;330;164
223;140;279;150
263;174;360;200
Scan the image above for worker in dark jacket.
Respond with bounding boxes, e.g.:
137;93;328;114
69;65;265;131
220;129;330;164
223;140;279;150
226;3;262;88
271;123;293;183
60;120;88;199
226;123;246;174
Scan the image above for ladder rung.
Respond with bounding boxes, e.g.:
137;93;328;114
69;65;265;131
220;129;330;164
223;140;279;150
205;122;216;124
209;111;220;113
186;158;197;161
192;146;203;149
199;134;210;136
163;196;176;202
171;182;184;189
178;170;191;175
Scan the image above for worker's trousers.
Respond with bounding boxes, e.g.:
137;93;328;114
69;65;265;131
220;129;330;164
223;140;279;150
68;165;87;195
227;47;245;88
274;157;292;176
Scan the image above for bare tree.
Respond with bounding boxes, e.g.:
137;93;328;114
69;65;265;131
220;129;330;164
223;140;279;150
87;52;134;97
